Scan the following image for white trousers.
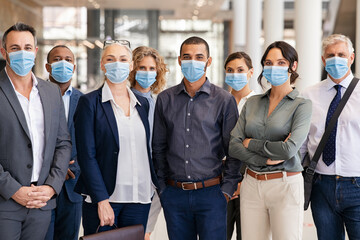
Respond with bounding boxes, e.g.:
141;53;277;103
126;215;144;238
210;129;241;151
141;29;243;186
240;172;304;240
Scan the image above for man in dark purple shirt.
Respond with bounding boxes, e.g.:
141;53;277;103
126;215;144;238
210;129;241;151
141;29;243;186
153;36;241;240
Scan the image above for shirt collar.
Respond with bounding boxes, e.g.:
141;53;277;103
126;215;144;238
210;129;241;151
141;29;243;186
261;88;299;100
64;85;73;97
324;72;354;91
102;82;141;108
131;87;152;99
175;78;211;96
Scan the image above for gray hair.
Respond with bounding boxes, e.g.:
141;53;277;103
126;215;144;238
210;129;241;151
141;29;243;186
2;22;37;49
322;34;354;56
102;43;132;61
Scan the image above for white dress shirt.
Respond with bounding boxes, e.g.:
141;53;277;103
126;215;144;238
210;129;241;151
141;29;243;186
6;69;45;182
103;82;153;203
301;73;360;176
62;85;73;122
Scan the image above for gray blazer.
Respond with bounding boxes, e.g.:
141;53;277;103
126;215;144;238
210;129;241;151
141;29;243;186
0;69;72;211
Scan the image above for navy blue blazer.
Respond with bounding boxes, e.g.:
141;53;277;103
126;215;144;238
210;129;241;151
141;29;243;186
63;88;83;203
74;87;159;203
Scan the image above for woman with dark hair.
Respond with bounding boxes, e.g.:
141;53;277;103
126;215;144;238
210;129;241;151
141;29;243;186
229;41;312;240
224;51;256;240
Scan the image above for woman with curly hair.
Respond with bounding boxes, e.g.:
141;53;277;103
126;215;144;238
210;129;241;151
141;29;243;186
129;46;168;137
128;46;168;240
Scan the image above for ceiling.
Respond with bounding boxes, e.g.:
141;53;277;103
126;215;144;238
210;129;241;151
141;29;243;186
28;0;227;20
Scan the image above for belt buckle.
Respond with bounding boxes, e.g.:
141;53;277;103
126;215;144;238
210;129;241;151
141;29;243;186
181;182;196;190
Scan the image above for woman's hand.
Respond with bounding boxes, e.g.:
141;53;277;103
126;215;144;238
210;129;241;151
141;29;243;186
98;199;115;227
266;159;285;165
243;138;252;148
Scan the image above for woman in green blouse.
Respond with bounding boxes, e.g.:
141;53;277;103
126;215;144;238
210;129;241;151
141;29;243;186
229;41;312;240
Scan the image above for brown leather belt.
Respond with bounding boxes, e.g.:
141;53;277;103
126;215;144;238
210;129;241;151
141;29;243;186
246;169;300;181
167;176;221;190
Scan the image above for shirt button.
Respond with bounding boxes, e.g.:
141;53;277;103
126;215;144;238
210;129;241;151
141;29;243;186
188;113;191;116
186;161;189;164
188;176;191;179
186;144;189;148
186;128;189;132
27;164;32;169
190;99;193;102
27;143;32;148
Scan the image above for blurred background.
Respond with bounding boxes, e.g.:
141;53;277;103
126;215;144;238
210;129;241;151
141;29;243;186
0;0;359;93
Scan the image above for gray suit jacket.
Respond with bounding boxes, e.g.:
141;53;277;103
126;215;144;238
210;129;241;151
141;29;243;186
0;69;72;211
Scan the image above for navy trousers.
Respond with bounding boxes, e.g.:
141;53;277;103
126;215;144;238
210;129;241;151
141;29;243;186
82;201;151;236
44;188;82;240
311;174;360;240
160;184;227;240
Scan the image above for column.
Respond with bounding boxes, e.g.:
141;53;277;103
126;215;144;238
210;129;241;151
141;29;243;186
104;9;115;40
147;10;160;49
294;0;322;91
263;0;284;48
246;0;262;93
87;9;101;87
356;0;360;78
233;0;246;52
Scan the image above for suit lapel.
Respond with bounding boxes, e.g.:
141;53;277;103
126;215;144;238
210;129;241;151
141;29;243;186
0;70;31;140
100;91;119;147
37;80;51;144
68;89;80;131
136;103;150;142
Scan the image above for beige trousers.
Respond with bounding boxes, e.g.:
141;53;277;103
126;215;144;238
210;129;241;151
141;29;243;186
240;171;304;240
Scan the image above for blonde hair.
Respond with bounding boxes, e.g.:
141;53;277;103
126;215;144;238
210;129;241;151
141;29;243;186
322;34;354;56
129;46;168;94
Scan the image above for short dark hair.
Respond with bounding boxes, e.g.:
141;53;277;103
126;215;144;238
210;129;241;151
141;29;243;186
47;45;73;63
180;36;210;58
224;51;253;70
2;22;37;49
258;41;299;87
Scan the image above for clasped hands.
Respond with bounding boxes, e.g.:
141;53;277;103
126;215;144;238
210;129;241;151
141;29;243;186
242;133;291;166
12;184;55;209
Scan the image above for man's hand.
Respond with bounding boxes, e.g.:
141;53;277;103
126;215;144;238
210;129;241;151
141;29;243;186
98;199;115;227
230;182;241;200
11;186;37;206
65;160;76;180
26;185;56;208
243;138;252;148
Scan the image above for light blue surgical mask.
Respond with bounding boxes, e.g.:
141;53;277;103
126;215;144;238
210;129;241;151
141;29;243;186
8;50;35;77
181;60;206;83
263;66;289;86
50;60;74;83
225;73;248;91
135;71;157;89
325;57;349;79
104;62;130;84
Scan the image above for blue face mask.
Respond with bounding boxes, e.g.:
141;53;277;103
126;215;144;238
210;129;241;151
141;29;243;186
135;71;157;89
263;66;289;86
50;60;74;83
104;62;130;84
8;50;35;77
325;57;349;79
225;73;248;91
181;60;206;83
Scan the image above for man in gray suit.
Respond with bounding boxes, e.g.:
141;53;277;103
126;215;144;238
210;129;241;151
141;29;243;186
0;22;71;239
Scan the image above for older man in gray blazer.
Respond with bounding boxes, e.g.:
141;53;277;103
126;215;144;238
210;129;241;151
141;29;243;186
0;22;71;240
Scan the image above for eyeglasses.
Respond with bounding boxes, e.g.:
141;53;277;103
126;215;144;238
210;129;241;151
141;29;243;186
103;40;131;49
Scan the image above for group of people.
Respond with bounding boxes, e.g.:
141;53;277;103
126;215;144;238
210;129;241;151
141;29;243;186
0;21;359;240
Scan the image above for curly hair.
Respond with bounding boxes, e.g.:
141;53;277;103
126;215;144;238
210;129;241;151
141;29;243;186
129;46;168;94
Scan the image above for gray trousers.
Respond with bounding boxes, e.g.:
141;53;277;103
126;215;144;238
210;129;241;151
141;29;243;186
0;207;51;240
